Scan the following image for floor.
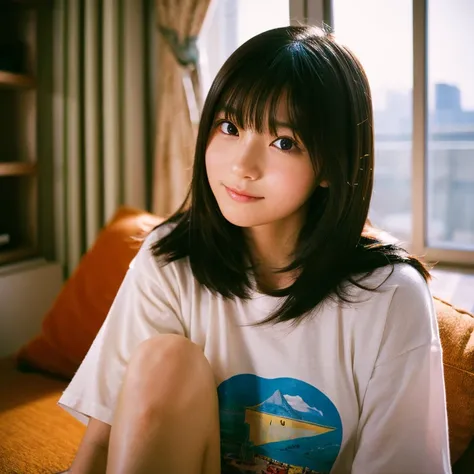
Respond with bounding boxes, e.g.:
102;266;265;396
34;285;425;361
430;267;474;313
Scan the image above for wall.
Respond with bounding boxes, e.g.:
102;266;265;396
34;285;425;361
0;259;62;358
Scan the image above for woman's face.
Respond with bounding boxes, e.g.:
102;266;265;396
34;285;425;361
205;97;324;230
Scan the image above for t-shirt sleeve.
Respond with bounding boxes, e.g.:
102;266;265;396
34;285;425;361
351;266;452;474
57;226;186;426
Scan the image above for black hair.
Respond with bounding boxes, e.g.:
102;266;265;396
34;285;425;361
152;25;430;324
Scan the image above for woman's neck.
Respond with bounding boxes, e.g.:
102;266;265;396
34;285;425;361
245;218;302;291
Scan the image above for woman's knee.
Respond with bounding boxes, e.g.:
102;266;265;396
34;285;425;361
125;334;215;414
110;335;220;474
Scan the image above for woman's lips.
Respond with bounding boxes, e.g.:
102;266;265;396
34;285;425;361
224;186;264;203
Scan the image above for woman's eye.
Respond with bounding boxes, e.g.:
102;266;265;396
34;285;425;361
219;121;239;136
273;137;297;151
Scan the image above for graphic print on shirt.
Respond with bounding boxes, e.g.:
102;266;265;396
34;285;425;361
218;374;343;474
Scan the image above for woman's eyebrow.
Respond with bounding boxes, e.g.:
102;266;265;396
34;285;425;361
275;121;296;130
216;105;236;116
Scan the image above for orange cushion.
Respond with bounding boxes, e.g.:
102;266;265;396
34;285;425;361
434;297;474;463
16;206;162;380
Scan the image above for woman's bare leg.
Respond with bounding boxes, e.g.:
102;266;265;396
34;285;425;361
106;334;220;474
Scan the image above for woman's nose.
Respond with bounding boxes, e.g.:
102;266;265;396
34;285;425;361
231;140;262;181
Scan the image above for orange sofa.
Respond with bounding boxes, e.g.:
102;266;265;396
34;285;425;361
0;357;85;473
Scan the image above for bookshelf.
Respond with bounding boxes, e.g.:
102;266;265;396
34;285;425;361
0;1;38;265
0;162;36;176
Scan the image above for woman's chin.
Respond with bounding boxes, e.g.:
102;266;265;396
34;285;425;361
219;208;268;228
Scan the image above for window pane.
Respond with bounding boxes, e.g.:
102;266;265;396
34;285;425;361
426;0;474;250
198;0;290;97
333;0;413;243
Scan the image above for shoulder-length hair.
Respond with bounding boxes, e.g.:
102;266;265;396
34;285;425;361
153;25;429;324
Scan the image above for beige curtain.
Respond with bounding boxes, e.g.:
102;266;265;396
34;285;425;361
153;0;212;217
48;0;154;276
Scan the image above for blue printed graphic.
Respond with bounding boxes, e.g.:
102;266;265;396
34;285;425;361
218;374;343;474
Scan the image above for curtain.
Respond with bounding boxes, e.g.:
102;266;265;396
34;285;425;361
46;0;154;276
152;0;212;217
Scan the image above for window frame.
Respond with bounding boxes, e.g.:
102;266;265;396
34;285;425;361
412;0;474;266
326;0;474;267
290;0;331;25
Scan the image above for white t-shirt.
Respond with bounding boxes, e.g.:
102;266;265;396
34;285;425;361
59;225;452;474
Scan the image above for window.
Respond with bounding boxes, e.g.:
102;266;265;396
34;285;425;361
198;0;290;98
333;0;474;264
332;0;413;244
426;0;474;251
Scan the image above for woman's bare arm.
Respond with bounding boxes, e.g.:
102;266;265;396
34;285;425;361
68;418;111;474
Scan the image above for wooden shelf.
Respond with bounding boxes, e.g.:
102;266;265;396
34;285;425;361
0;245;36;265
0;4;40;267
0;70;35;89
0;162;36;176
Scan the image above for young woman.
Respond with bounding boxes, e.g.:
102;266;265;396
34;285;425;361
60;26;451;474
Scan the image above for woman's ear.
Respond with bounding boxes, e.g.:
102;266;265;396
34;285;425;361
319;180;329;188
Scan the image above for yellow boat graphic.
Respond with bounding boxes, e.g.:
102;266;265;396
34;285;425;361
245;408;336;446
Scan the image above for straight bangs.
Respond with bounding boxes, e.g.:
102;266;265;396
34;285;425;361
215;59;302;140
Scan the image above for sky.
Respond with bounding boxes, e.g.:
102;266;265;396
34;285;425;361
332;0;474;110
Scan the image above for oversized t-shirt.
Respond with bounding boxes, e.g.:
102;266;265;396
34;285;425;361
58;225;452;474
